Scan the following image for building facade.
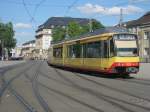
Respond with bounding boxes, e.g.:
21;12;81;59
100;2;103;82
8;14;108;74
21;40;36;59
123;12;150;62
35;29;52;59
11;46;22;57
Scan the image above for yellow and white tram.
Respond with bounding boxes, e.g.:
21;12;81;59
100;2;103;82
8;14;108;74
47;27;139;75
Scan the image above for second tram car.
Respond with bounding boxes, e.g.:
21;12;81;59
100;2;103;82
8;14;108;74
47;27;139;75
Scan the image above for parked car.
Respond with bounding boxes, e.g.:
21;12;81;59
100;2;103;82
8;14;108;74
10;56;23;60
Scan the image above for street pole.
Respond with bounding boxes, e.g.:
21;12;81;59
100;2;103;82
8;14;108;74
89;18;93;32
148;32;150;62
65;25;69;39
0;39;4;60
119;8;123;27
1;39;4;60
0;28;6;61
0;40;1;60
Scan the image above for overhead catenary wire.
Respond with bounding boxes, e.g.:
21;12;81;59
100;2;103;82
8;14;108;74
33;0;47;19
64;0;79;16
32;0;48;29
22;0;36;23
88;1;130;26
3;0;76;28
1;0;70;7
64;0;79;39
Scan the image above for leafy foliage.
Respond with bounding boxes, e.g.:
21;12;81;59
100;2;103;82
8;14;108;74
0;21;16;54
52;19;105;42
92;20;104;30
52;27;66;42
68;21;82;38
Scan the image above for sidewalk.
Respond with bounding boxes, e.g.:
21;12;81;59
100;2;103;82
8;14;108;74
132;63;150;79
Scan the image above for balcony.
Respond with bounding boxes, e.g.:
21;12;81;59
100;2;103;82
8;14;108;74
36;29;51;36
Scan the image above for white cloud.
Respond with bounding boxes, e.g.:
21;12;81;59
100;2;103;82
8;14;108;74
77;3;143;15
14;23;32;29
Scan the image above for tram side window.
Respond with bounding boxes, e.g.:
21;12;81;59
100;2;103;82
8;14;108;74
86;43;93;58
83;44;86;58
53;47;62;58
86;42;100;58
68;45;75;58
110;38;114;57
100;41;104;58
68;44;81;58
104;40;109;58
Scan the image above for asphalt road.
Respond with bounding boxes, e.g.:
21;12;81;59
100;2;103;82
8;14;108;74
0;60;150;112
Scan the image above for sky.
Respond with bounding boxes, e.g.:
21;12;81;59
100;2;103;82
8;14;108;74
0;0;150;46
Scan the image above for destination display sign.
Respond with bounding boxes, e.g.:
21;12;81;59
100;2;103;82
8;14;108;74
114;34;136;40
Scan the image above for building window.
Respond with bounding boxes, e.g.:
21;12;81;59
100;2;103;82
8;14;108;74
144;48;149;56
144;32;149;40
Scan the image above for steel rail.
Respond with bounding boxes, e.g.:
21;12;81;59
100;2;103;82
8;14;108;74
54;68;150;112
9;86;37;112
32;61;52;112
0;61;37;112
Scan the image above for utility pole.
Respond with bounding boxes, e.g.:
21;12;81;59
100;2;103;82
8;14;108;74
65;25;69;39
148;32;150;62
0;28;6;60
0;40;1;60
0;39;4;60
89;18;93;32
119;8;123;27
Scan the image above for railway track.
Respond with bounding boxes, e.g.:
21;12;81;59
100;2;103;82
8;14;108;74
9;86;37;112
75;73;150;101
2;61;148;112
39;81;105;112
52;68;135;112
0;62;26;74
1;61;52;112
38;71;70;86
52;68;150;112
32;61;52;112
0;62;34;98
25;65;104;112
116;78;150;86
0;62;37;112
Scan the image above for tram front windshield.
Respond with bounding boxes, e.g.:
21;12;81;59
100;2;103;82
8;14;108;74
114;34;138;57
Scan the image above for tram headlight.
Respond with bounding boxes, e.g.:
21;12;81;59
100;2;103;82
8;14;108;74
126;67;138;73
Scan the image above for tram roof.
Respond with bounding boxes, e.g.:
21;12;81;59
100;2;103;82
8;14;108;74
51;27;129;45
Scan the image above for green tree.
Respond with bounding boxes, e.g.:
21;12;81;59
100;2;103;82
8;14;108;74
91;20;104;30
0;21;16;56
51;19;105;42
68;21;82;38
81;24;90;34
82;20;105;33
52;27;66;42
